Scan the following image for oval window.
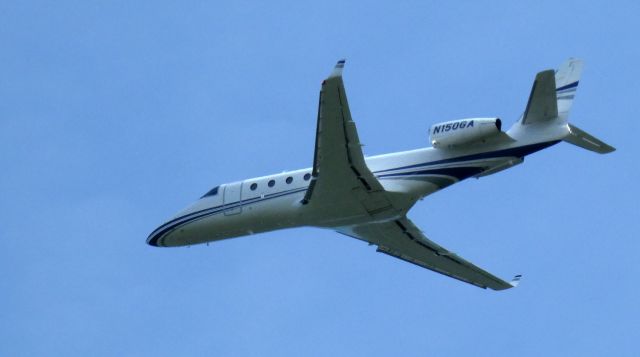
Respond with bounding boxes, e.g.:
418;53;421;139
268;180;275;187
303;173;311;181
250;183;257;191
286;176;293;184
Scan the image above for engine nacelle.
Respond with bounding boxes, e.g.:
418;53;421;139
429;118;502;148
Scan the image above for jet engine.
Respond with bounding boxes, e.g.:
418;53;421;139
429;118;502;148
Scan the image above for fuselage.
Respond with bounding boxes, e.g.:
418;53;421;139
147;136;559;247
145;58;614;292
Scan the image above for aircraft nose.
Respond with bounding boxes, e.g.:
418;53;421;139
147;220;186;247
147;217;184;247
147;198;217;247
147;225;166;247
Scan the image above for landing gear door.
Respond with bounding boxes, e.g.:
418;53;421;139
223;182;242;216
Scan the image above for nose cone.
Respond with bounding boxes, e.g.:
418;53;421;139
146;226;165;247
147;199;213;247
147;218;180;247
148;216;199;247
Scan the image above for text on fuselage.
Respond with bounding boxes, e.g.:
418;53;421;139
432;120;475;134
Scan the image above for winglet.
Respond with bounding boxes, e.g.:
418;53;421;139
328;59;346;79
510;274;523;288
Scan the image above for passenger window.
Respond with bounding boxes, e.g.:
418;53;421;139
286;176;293;184
250;183;257;191
268;180;275;187
303;173;311;181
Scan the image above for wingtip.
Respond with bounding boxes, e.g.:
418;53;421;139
599;144;616;154
328;59;346;79
510;274;523;287
535;69;555;79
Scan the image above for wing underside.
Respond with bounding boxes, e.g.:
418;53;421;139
337;217;519;290
302;60;393;215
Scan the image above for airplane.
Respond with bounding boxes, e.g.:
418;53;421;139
147;59;614;291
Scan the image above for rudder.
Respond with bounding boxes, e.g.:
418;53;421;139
555;58;584;121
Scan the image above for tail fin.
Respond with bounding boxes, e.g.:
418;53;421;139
555;58;584;122
514;59;615;154
521;58;584;126
555;59;615;154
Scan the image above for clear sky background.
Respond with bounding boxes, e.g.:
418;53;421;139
2;1;638;356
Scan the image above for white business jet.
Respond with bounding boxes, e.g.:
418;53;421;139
148;59;614;290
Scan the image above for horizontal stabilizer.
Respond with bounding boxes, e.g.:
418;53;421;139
522;70;558;125
564;124;615;154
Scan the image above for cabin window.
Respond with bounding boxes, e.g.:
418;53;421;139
250;183;257;191
268;180;275;187
201;186;219;198
304;173;311;181
286;176;293;184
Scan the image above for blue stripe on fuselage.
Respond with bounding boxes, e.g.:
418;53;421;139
377;166;485;180
373;141;559;175
148;187;308;246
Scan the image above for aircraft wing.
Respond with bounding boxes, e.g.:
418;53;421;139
337;217;520;290
302;60;393;214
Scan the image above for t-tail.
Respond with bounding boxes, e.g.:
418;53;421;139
509;58;615;154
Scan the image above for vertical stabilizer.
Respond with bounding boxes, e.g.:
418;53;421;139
518;59;584;127
555;58;584;122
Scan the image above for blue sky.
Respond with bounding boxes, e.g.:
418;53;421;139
2;1;638;355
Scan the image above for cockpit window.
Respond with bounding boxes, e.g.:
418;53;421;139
201;186;219;198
